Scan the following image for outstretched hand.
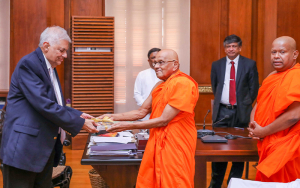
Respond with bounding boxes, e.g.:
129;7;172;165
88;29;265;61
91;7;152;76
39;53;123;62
82;119;99;133
97;114;114;121
80;113;94;119
247;121;266;139
107;122;132;133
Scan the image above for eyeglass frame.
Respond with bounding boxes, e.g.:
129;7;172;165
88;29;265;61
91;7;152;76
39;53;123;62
152;60;175;67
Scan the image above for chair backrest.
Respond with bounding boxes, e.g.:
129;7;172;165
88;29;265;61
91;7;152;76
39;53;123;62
0;101;7;148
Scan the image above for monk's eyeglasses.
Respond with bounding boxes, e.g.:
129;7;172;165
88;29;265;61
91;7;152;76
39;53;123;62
152;60;175;67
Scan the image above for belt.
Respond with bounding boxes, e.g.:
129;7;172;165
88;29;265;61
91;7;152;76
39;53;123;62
220;104;237;109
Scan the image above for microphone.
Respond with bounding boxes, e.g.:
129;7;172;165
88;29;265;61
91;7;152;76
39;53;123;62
200;115;231;143
197;114;230;138
212;115;230;127
203;110;210;130
197;110;213;137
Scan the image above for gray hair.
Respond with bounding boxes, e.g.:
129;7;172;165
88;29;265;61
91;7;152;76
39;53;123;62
38;26;71;47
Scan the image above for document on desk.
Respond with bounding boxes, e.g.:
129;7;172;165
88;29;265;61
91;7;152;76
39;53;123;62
89;149;133;156
118;131;133;137
91;136;133;144
90;143;137;151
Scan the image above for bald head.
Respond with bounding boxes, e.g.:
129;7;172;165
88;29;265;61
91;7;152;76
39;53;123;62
156;49;179;61
273;36;297;51
154;49;180;81
271;36;299;72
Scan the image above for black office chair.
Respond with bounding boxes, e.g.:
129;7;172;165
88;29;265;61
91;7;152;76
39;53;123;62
51;140;73;188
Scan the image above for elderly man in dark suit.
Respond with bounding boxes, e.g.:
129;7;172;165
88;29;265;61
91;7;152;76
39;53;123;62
0;26;99;188
209;34;259;188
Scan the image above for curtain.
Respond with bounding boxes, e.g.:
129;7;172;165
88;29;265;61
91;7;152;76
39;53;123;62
106;0;190;113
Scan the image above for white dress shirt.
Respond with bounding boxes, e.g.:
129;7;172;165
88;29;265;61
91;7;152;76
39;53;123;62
43;54;65;143
134;68;161;121
220;55;239;105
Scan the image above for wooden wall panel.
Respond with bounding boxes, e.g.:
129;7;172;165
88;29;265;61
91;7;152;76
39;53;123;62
190;0;221;124
72;0;104;16
277;0;300;54
262;0;277;78
228;0;253;58
10;0;47;78
190;0;221;85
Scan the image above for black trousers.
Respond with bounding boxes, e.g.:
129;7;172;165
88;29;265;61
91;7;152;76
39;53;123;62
209;105;246;188
209;162;244;188
3;149;55;188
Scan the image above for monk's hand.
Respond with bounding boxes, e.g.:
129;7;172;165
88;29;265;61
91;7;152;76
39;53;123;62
82;119;99;133
247;121;265;139
107;122;132;133
80;113;94;119
96;114;114;121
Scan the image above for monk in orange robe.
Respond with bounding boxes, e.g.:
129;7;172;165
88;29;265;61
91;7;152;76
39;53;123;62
99;49;199;187
248;36;300;182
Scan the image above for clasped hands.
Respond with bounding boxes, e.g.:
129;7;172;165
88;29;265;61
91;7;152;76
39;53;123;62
247;121;267;139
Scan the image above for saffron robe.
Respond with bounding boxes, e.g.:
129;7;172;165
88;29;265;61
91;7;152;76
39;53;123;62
254;63;300;182
136;70;199;188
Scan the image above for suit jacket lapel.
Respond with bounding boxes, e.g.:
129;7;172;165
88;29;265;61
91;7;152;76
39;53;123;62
219;58;226;89
236;56;244;88
36;47;61;104
36;47;52;82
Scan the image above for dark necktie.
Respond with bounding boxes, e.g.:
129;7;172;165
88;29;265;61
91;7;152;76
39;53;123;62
229;61;236;105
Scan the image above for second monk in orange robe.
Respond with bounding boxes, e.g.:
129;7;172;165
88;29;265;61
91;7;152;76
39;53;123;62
99;49;199;187
248;36;300;182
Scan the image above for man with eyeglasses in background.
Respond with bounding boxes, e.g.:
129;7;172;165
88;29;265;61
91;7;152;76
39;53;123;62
99;49;199;188
134;48;161;121
209;34;259;188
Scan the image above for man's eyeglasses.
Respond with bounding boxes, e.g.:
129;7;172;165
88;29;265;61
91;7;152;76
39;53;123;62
152;60;175;67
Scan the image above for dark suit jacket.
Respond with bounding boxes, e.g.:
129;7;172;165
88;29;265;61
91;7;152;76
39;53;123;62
211;55;259;126
0;47;85;173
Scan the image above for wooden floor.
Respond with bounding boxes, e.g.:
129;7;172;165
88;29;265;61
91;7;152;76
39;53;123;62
0;146;257;188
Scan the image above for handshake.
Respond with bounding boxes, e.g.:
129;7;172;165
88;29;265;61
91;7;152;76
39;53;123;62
80;113;114;133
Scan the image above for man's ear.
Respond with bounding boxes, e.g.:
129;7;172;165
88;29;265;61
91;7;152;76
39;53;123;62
42;42;50;52
293;50;299;60
173;60;179;70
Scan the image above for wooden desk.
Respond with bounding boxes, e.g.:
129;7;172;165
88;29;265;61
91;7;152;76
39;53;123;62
81;139;142;188
81;127;258;188
195;127;259;188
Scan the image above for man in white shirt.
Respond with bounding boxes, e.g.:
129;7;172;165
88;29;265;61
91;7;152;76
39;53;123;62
209;35;259;188
134;48;161;121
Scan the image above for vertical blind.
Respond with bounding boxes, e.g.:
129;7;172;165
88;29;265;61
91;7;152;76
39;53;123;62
0;0;10;90
106;0;190;113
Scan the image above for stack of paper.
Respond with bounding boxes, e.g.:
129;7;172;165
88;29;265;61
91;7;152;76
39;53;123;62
89;143;137;156
88;131;137;156
91;136;133;144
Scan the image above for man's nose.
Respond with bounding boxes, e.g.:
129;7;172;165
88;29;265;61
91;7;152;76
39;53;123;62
62;51;67;58
274;52;280;58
